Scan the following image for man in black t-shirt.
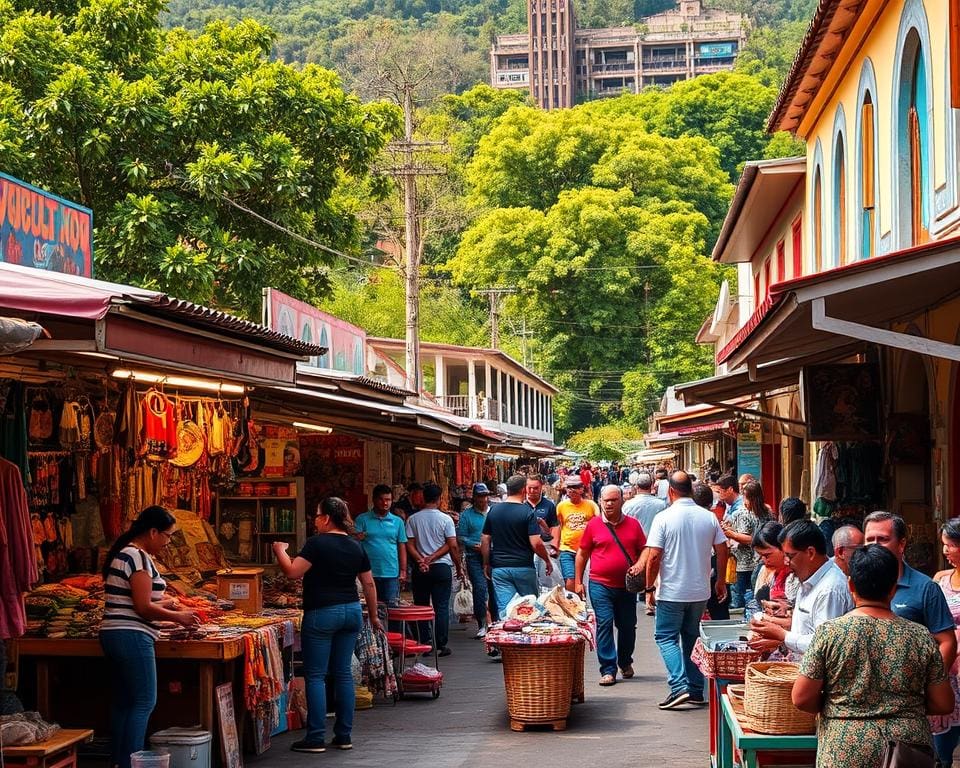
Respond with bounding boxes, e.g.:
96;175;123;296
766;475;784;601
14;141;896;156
482;474;553;619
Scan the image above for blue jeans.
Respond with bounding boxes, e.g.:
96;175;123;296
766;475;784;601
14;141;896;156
411;562;452;649
491;566;538;620
374;576;399;606
301;603;363;745
654;599;708;698
589;581;637;677
558;552;576;580
729;570;754;609
465;552;496;624
99;630;157;768
935;726;960;765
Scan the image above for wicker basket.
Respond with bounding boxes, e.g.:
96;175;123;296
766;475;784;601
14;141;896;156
744;662;816;735
500;643;578;724
692;638;763;679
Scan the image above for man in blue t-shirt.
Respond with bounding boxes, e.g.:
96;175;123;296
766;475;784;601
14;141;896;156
354;484;408;606
482;474;553;619
526;474;559;585
864;511;957;672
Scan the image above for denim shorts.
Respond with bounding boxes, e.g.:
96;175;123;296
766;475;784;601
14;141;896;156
559;551;576;580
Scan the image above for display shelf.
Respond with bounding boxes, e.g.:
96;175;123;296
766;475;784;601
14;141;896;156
214;477;305;565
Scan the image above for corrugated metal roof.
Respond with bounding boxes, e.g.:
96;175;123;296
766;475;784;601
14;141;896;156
124;295;327;357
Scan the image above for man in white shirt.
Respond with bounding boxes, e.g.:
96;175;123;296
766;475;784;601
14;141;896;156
644;471;729;710
749;519;852;655
623;472;667;537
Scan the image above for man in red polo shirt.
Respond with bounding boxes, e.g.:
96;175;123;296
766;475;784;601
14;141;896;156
574;485;646;686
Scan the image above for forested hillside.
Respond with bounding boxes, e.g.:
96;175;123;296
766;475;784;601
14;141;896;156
163;0;819;91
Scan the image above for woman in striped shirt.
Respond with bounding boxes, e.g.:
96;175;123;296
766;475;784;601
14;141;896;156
99;506;199;768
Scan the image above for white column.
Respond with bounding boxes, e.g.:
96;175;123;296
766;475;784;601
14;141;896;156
467;359;477;418
484;361;492;420
513;376;520;426
435;355;445;400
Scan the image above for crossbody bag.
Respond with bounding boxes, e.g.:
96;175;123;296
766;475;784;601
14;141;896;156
605;522;645;593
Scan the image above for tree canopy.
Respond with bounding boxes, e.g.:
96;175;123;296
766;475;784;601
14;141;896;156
0;0;399;314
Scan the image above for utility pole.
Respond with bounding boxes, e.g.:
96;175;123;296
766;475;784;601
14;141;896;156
474;287;517;349
380;87;444;393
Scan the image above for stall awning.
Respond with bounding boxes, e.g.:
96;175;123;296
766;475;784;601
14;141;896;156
718;236;960;370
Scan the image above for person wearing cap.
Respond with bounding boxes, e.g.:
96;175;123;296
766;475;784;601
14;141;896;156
554;476;600;592
457;483;497;638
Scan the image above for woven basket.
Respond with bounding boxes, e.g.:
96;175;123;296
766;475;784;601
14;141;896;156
572;640;585;703
501;643;578;723
743;662;816;735
692;638;763;680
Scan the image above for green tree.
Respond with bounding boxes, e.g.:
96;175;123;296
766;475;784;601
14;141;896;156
735;19;808;87
0;3;399;314
565;422;645;462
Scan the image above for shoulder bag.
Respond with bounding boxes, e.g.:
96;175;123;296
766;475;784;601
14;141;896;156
605;521;645;593
879;740;934;768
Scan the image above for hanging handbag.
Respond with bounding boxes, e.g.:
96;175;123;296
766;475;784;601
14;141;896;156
605;521;645;593
878;740;935;768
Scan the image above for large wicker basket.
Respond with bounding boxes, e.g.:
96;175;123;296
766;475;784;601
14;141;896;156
744;662;816;735
572;640;585;703
500;642;579;725
692;638;763;679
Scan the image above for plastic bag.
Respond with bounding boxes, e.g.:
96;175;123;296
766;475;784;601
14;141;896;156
537;556;563;593
504;594;545;623
453;582;473;616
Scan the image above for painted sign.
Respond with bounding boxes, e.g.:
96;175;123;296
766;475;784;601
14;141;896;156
0;173;93;277
736;429;762;481
263;288;366;374
699;42;735;58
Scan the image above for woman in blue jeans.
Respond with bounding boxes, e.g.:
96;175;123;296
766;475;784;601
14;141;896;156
274;497;381;754
99;506;200;768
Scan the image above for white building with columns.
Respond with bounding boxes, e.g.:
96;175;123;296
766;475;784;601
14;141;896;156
367;337;557;445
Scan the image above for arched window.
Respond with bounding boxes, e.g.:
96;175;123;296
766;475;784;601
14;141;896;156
860;93;876;258
896;27;931;246
813;168;824;272
318;326;330;369
834;134;847;265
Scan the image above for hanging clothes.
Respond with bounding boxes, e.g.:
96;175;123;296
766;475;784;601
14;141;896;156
140;389;178;461
814;441;838;502
0;457;38;638
0;381;29;482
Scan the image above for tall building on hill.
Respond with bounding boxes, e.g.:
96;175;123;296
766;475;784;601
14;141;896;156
491;0;747;109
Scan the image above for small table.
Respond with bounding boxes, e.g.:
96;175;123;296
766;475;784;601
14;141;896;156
717;694;817;768
1;729;94;768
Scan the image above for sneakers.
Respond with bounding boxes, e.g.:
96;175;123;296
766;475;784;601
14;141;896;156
620;665;634;679
598;674;616;686
658;691;691;710
330;737;353;751
487;647;501;660
291;740;326;753
438;646;452;657
687;694;707;706
475;626;488;639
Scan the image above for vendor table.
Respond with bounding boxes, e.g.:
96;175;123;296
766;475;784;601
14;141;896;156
717;693;817;768
1;729;94;768
15;637;244;734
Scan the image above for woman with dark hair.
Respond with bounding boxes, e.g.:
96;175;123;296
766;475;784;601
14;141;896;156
721;481;771;609
100;506;200;768
274;497;381;753
751;521;793;605
931;518;960;765
792;545;954;768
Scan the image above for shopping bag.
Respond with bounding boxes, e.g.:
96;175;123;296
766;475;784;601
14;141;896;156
453;582;473;616
725;556;737;585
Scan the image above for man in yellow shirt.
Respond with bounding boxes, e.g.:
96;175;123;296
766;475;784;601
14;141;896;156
553;476;599;592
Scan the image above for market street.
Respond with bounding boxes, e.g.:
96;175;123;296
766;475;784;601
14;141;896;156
251;610;707;768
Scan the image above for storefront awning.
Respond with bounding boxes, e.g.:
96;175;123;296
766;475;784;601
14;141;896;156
718;236;960;369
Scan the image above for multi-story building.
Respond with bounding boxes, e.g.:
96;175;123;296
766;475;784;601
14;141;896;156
671;0;960;569
490;0;746;109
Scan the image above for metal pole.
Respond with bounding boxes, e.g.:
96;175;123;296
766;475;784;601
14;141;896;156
402;84;421;393
489;291;500;349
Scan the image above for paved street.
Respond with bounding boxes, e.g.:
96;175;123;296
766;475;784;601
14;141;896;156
254;609;707;768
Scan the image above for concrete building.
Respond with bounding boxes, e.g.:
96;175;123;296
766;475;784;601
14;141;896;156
490;0;746;108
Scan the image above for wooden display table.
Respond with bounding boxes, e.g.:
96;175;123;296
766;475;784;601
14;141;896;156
16;637;245;734
1;729;94;768
717;693;817;768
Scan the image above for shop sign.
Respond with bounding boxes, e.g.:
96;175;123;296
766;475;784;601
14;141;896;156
0;173;93;277
737;429;762;481
263;287;366;374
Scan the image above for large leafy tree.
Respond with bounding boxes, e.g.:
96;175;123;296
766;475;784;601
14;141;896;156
0;0;399;314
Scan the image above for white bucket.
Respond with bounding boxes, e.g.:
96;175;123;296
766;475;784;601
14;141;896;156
148;728;212;768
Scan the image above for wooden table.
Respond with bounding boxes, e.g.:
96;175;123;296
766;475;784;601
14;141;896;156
16;637;245;733
717;694;817;768
1;728;94;768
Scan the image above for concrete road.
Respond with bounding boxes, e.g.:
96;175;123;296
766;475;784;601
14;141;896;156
254;609;708;768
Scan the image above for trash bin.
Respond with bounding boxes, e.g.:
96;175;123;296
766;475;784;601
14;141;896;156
130;751;170;768
149;728;212;768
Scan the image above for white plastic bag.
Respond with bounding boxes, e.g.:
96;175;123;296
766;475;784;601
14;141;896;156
453;582;473;616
